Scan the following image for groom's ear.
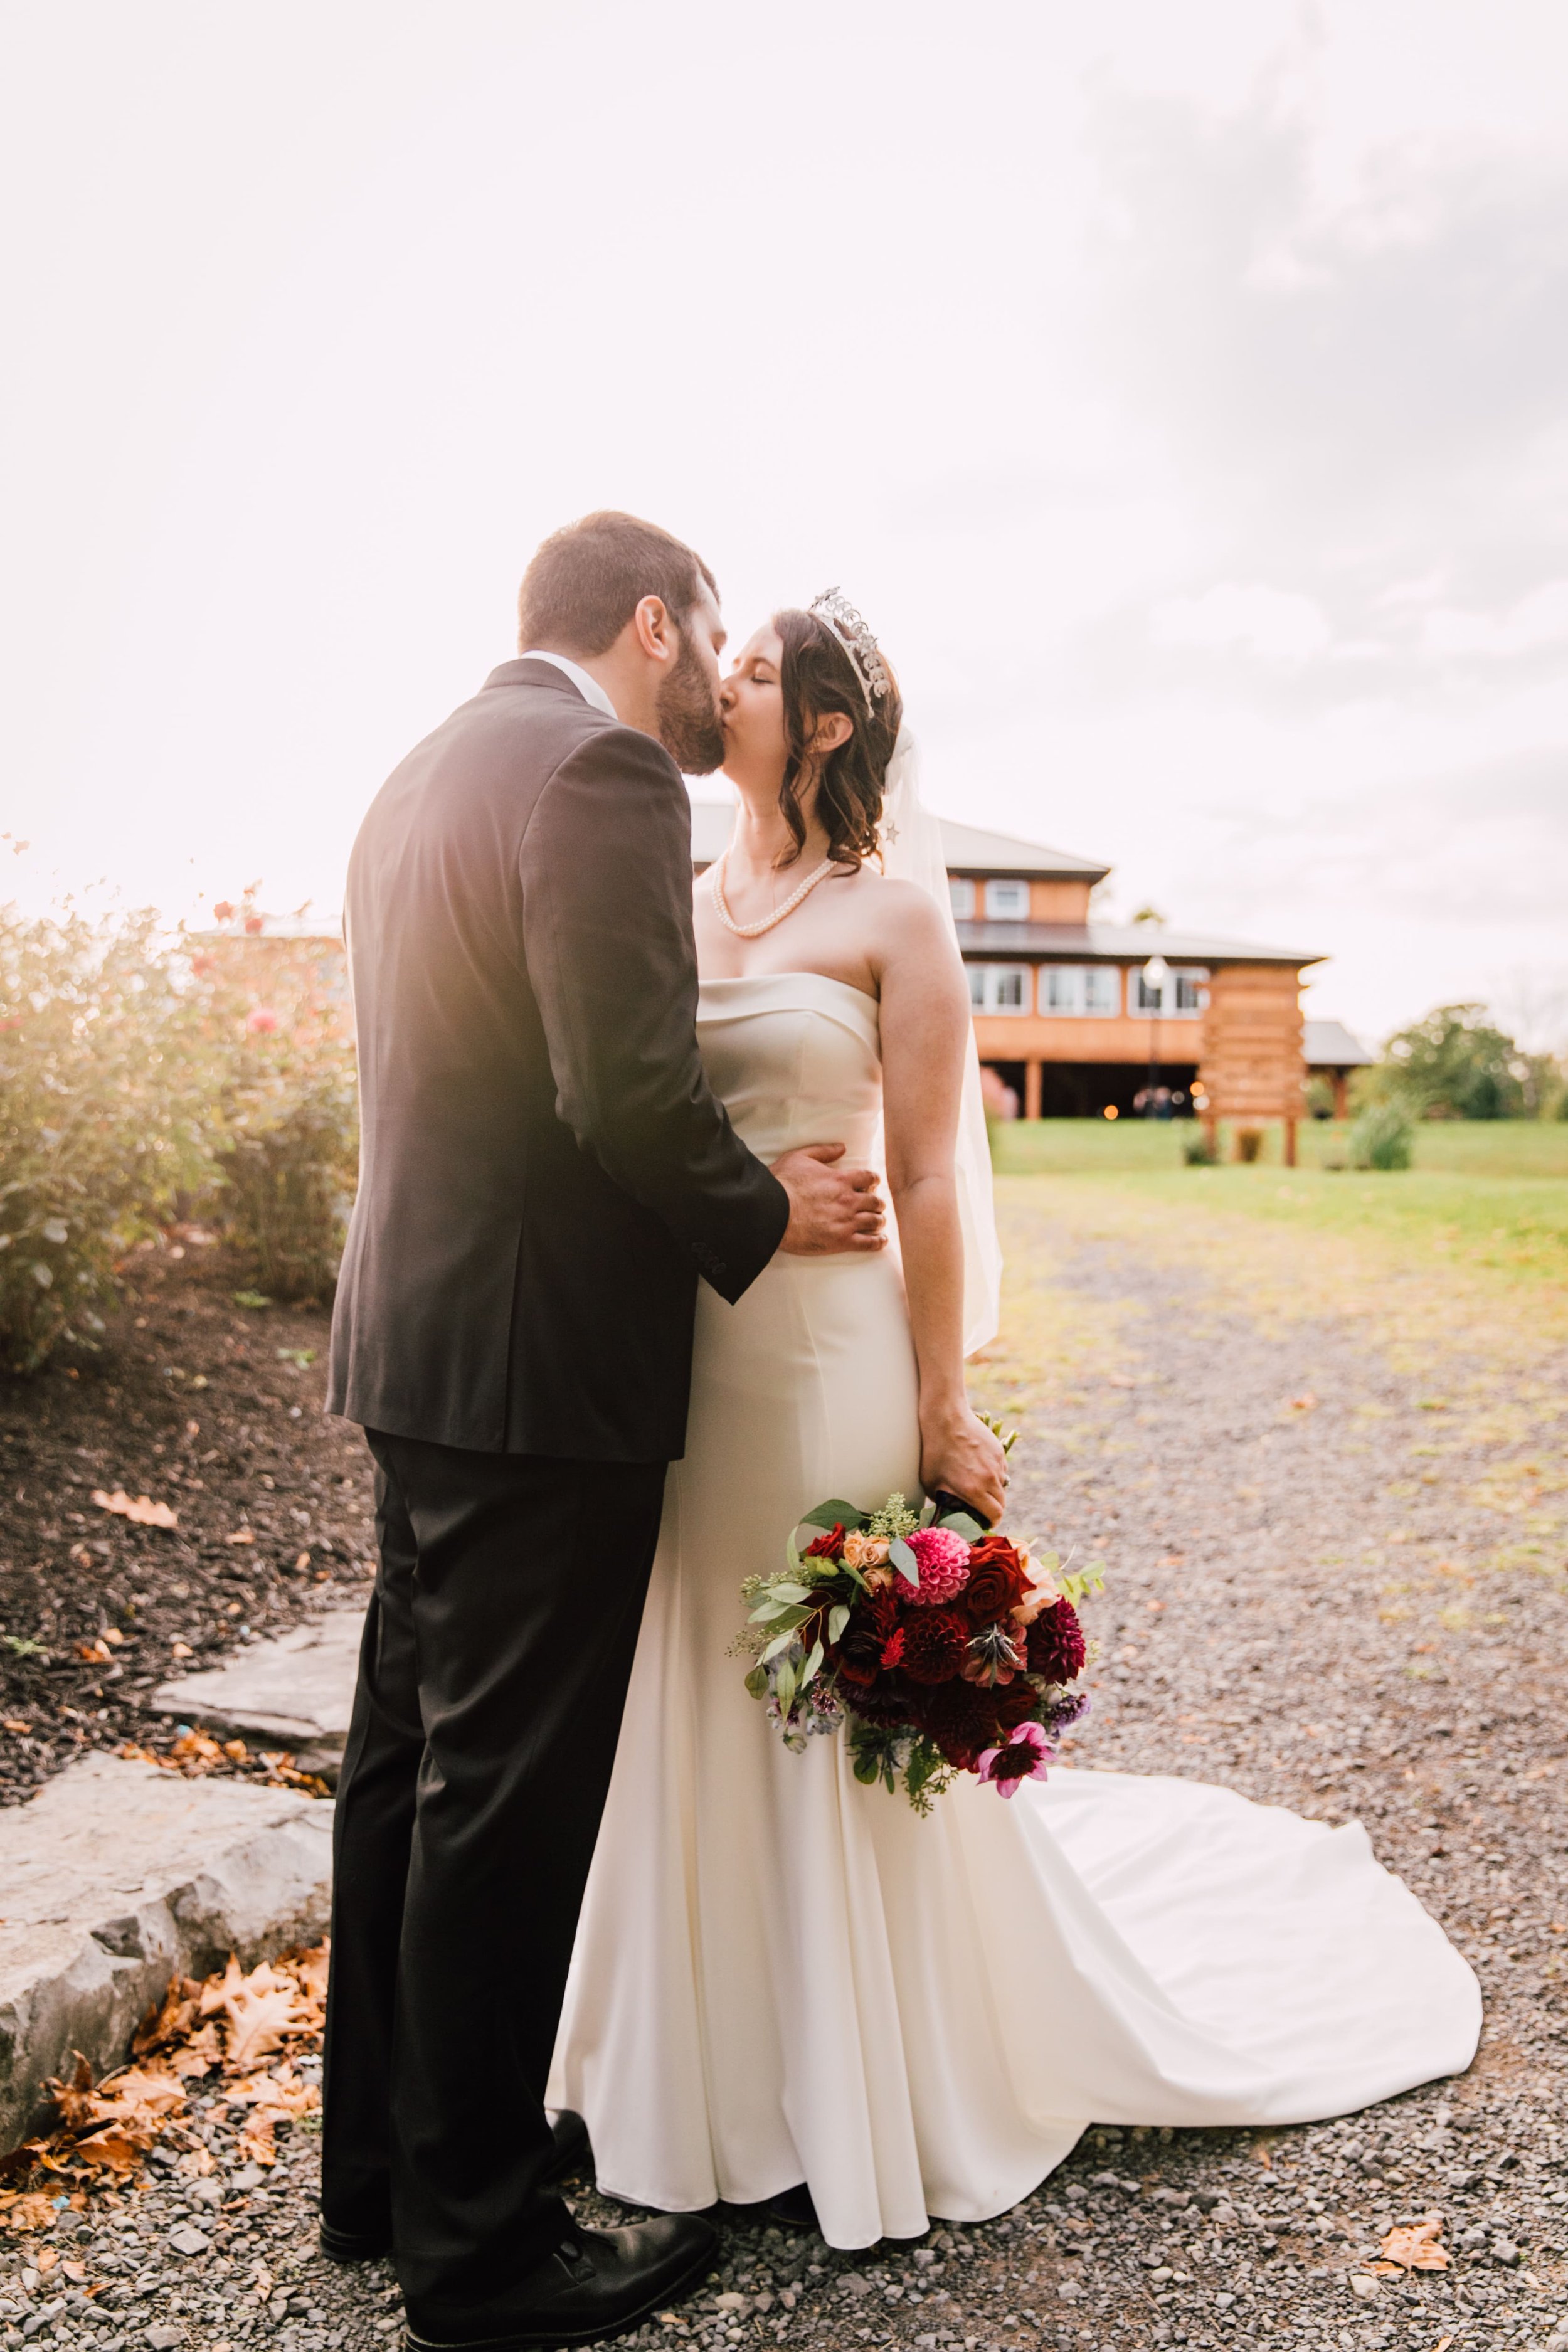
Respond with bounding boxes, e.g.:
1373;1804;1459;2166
630;594;677;664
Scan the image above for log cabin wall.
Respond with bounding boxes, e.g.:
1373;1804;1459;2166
1029;879;1094;922
1194;965;1306;1125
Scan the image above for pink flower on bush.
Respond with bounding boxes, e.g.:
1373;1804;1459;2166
246;1006;280;1035
976;1718;1054;1799
904;1525;971;1606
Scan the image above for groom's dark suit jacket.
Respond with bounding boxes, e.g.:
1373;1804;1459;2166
326;659;789;1461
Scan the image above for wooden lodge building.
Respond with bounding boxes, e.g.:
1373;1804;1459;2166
220;809;1369;1166
690;804;1360;1161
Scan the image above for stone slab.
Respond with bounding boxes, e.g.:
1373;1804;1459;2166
151;1603;365;1768
0;1751;332;2151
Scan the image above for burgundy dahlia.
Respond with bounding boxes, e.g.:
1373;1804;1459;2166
899;1606;971;1687
910;1677;1002;1769
1025;1597;1086;1685
845;1676;915;1729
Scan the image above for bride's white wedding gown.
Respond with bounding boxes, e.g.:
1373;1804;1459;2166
548;973;1480;2250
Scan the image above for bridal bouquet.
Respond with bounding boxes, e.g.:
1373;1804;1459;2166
739;1467;1100;1813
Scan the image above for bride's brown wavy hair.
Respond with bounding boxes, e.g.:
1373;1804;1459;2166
773;608;903;869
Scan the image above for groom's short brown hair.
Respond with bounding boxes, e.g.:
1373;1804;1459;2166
517;511;719;657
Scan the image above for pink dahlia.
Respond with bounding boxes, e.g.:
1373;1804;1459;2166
976;1718;1055;1799
904;1525;972;1606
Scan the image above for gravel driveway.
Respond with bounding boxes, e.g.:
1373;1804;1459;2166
3;1200;1564;2352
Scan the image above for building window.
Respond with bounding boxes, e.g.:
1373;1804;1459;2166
1040;965;1121;1016
949;877;977;919
1130;965;1209;1017
967;962;1032;1014
983;879;1030;919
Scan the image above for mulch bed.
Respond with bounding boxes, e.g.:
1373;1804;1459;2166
0;1237;374;1806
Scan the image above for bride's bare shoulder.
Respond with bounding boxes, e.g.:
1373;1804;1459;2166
843;865;953;941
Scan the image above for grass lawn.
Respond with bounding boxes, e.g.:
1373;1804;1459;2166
993;1115;1568;1179
988;1118;1568;1294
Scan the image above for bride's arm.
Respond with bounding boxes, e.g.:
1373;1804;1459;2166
878;891;1009;1524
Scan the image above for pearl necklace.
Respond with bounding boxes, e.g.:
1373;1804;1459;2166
709;849;837;939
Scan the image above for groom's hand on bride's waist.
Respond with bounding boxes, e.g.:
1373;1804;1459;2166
771;1143;886;1255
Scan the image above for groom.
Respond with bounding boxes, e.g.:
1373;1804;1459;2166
324;512;883;2349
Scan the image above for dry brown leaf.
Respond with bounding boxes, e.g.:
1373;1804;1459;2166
134;1979;202;2055
3;1718;32;1734
1379;2218;1449;2271
202;1956;301;2072
236;2112;277;2167
225;1528;255;1547
0;2192;59;2235
92;1489;178;1530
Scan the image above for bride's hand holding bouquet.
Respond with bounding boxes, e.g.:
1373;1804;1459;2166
738;1420;1102;1813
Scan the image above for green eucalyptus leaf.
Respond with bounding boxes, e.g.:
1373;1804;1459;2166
889;1534;919;1586
775;1659;797;1714
827;1604;850;1645
936;1510;985;1541
800;1638;825;1687
852;1751;881;1785
744;1665;768;1700
761;1631;798;1663
799;1498;869;1533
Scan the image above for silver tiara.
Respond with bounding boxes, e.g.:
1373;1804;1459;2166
809;586;891;714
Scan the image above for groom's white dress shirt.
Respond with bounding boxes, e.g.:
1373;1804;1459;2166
518;649;617;723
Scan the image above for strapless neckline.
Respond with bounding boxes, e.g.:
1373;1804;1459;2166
697;970;877;1009
696;972;879;1055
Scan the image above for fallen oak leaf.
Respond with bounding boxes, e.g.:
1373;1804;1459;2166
1379;2217;1449;2270
200;1956;302;2072
91;1489;177;1530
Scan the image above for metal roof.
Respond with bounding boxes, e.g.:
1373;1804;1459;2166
1303;1018;1373;1067
935;818;1108;882
688;800;1108;881
955;920;1325;969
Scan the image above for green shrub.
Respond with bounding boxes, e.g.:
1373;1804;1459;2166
1182;1131;1217;1165
1234;1126;1264;1163
1349;1101;1414;1171
0;906;225;1371
0;894;359;1370
191;906;358;1303
1371;1002;1525;1119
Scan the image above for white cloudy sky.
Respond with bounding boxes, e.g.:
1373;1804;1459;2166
3;0;1566;1046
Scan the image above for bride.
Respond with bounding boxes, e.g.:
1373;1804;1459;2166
548;591;1481;2250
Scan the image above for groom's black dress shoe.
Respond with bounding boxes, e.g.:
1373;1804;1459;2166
763;2183;818;2230
320;2111;595;2265
403;2213;718;2351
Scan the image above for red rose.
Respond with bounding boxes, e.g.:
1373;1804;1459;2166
803;1523;845;1560
960;1536;1033;1626
1025;1597;1086;1683
899;1606;971;1686
832;1586;900;1685
994;1677;1042;1731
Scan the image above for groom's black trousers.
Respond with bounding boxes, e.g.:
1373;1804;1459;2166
322;1429;667;2312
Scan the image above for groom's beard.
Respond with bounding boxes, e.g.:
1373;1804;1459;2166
655;627;726;775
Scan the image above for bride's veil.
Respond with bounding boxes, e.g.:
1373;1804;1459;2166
876;725;1003;1355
